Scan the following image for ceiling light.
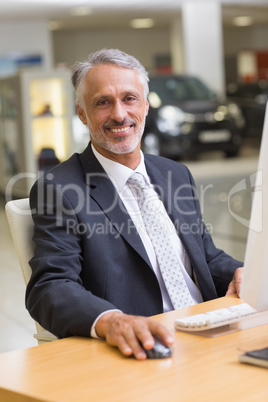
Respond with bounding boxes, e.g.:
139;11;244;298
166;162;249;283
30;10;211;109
71;7;92;16
130;18;154;29
233;16;253;27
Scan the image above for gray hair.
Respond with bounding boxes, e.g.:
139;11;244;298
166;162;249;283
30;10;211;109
71;48;149;108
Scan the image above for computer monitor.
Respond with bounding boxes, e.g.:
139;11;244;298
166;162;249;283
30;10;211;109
240;102;268;311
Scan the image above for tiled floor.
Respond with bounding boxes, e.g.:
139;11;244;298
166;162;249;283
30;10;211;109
0;144;260;354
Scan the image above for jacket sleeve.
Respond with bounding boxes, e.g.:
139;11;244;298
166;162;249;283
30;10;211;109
26;178;118;339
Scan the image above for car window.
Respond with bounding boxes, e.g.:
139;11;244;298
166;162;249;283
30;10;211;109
149;76;217;103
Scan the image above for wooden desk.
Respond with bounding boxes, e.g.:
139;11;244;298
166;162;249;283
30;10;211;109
0;295;268;402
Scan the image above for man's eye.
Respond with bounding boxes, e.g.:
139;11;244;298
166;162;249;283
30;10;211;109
125;96;135;102
97;100;109;106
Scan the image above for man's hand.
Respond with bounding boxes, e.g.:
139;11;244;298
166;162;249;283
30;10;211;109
95;311;174;360
225;267;244;297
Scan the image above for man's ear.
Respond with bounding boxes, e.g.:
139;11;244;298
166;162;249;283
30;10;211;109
77;105;87;125
145;99;149;116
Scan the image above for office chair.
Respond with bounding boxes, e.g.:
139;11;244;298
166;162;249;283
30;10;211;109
5;198;57;344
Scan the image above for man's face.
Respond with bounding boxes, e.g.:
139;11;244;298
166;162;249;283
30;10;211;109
77;64;149;163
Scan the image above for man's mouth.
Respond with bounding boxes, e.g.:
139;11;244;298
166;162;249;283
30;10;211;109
104;119;135;135
109;126;132;133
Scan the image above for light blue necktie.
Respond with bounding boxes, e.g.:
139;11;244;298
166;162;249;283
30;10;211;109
128;172;194;309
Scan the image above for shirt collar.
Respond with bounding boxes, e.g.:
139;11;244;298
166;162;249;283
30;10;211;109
91;143;150;194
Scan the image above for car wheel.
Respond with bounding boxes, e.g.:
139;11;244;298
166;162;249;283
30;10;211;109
142;133;160;155
225;148;240;158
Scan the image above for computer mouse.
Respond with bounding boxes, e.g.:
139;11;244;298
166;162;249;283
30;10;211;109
142;337;172;359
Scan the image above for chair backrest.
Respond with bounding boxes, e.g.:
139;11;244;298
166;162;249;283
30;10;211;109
5;198;56;343
5;198;34;286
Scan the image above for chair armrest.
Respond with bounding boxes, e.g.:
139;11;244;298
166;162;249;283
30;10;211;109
34;330;58;344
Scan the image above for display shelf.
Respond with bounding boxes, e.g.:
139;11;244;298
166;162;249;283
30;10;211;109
0;70;74;197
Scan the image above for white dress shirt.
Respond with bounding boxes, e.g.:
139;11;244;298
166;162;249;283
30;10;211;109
90;144;203;337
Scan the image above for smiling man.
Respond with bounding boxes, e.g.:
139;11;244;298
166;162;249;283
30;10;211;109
77;63;149;166
26;49;243;360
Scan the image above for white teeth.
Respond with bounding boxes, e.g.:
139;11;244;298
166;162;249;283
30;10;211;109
110;127;129;133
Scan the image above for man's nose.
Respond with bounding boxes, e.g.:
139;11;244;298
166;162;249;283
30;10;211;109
110;101;127;122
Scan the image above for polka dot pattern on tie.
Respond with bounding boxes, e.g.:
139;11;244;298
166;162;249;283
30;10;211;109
128;172;194;310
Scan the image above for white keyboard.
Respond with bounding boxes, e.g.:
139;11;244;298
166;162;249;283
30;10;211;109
174;303;260;332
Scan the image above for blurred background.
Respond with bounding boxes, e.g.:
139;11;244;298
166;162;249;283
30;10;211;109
0;0;267;352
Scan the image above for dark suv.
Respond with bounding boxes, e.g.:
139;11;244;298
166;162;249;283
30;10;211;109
142;75;245;159
227;81;268;138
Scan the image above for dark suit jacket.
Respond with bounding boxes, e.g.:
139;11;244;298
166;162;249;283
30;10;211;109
26;143;242;338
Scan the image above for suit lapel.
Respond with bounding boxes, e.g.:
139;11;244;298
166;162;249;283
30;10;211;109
79;144;152;268
145;156;201;258
145;157;185;230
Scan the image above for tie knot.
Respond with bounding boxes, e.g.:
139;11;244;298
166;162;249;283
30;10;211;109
128;172;160;214
127;172;148;190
